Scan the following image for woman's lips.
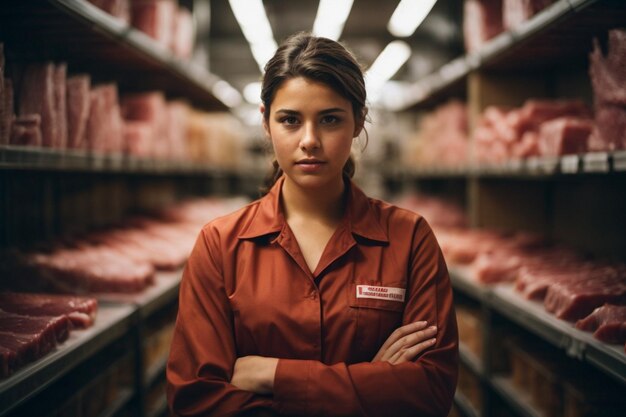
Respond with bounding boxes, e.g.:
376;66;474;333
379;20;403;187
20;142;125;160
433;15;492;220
295;159;325;172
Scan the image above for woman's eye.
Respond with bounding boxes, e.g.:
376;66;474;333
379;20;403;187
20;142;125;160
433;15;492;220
280;116;299;125
321;115;340;124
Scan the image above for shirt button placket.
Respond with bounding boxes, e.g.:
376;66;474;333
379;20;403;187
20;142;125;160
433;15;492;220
308;287;321;357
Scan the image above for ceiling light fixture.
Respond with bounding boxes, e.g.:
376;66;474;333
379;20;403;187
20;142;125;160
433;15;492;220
228;0;277;72
387;0;437;37
366;40;412;101
312;0;354;41
243;82;262;104
212;80;243;108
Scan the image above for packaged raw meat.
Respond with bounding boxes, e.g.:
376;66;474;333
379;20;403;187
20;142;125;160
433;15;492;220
121;91;167;157
54;63;68;149
464;0;503;52
502;0;554;30
18;63;56;147
543;265;626;321
575;303;626;345
589;29;626;150
66;75;91;149
537;117;593;157
172;6;194;58
10;114;42;146
88;0;131;22
131;0;176;49
0;292;98;328
123;121;153;156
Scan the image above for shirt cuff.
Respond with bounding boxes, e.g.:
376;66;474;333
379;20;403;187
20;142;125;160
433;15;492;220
273;358;312;416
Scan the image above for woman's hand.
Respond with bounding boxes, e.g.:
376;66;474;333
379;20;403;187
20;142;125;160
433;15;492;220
231;356;279;394
372;321;437;364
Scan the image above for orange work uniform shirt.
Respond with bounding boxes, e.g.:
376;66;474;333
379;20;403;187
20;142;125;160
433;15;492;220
167;176;459;417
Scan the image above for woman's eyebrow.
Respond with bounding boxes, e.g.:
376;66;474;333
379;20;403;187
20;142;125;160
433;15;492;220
319;108;348;115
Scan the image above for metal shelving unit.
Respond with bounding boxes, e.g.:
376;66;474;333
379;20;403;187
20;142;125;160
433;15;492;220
490;377;545;417
399;0;626;111
0;0;228;111
453;391;481;417
449;267;626;387
0;303;136;415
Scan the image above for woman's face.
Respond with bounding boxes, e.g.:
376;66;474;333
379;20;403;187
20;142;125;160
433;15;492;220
262;77;361;191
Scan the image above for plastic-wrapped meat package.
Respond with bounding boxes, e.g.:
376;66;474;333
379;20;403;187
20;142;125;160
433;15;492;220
10;114;42;146
537;117;593;156
54;63;68;149
503;0;554;30
172;6;194;58
463;0;503;52
123;121;153;157
86;86;107;152
576;304;626;345
18;63;56;147
131;0;176;49
121;91;167;157
100;84;124;154
66;74;91;149
589;29;626;151
166;100;190;160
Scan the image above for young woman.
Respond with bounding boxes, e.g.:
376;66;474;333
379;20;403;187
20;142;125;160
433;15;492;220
167;33;458;416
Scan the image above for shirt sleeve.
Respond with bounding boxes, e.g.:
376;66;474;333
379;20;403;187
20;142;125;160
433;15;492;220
166;227;278;417
272;217;459;417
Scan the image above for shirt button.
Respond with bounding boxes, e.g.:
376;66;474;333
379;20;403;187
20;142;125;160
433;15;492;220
309;291;318;300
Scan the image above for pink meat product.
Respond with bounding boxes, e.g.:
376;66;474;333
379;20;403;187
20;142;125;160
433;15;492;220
123;121;153;156
590;104;626;151
576;304;626;345
100;84;123;154
54;64;68;148
463;0;504;53
589;31;626;106
172;6;194;58
10;114;42;147
0;345;19;377
503;0;554;30
121;91;167;157
537;117;593;157
1;78;14;145
86;86;107;152
544;266;626;321
131;0;176;48
0;333;37;377
515;260;602;300
66;75;91;149
166;100;190;160
0;292;97;328
512;131;540;158
18;63;56;147
518;99;592;131
0;308;71;345
483;106;518;143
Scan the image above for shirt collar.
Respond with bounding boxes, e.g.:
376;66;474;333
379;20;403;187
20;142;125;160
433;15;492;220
237;175;389;244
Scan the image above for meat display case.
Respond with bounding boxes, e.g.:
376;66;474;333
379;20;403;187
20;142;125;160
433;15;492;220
0;3;255;416
0;303;136;416
389;0;626;415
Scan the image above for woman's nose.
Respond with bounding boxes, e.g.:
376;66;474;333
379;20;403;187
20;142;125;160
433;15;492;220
299;123;321;151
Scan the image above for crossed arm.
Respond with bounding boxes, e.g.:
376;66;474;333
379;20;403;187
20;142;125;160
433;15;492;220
231;320;439;394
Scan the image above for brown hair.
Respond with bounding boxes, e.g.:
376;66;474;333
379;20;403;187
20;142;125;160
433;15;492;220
261;32;368;192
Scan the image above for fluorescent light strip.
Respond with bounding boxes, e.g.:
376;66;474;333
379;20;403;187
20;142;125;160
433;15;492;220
312;0;354;41
366;40;411;97
229;0;278;72
388;0;437;38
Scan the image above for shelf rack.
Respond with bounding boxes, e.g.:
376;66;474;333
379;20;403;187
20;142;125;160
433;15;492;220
0;303;136;415
0;0;229;111
449;267;626;386
398;0;626;111
0;270;183;416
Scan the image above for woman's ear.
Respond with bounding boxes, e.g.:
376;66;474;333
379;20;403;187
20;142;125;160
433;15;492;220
353;107;368;137
260;103;270;138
